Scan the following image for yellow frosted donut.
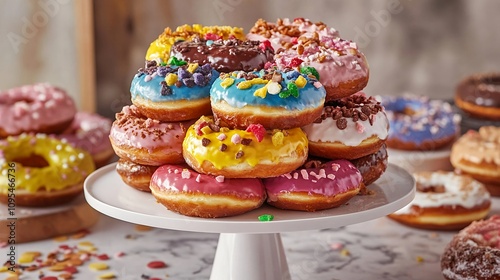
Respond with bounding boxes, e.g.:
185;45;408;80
146;24;245;63
182;116;308;178
0;134;95;207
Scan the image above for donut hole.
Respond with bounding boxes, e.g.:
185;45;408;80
13;154;50;168
416;183;445;193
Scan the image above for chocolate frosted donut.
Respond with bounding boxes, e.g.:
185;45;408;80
170;38;274;73
455;73;500;120
350;143;388;186
441;215;500;280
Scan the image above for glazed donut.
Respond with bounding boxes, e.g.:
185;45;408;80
450;126;500;196
381;95;461;151
109;105;193;166
441;215;500;280
302;92;389;159
150;164;266;218
455;73;500;120
247;18;339;51
146;24;245;63
262;159;363;212
388;171;491;230
0;134;95;207
0;83;76;138
116;158;158;192
273;32;369;101
58;112;113;168
349;143;388;186
170;38;274;73
210;67;326;130
182;116;308;178
131;61;218;122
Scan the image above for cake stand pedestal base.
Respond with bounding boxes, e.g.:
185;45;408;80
211;233;290;280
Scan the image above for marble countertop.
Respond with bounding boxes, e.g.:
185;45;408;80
4;197;499;280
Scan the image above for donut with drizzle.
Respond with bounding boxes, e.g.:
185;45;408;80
150;164;266;218
210;67;326;130
381;95;460;150
145;24;245;63
262;159;363;212
455;73;500;120
303;92;389;159
0;83;76;138
441;215;500;280
388;171;491;230
451;126;500;196
0;134;95;207
131;60;218;122
109;105;193;166
170;38;274;73
182;116;308;178
58;112;113;168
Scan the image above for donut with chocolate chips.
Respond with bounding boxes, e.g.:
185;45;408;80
170;38;274;73
302;92;389;160
109;105;194;166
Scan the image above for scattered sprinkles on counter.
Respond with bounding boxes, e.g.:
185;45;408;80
0;226;170;280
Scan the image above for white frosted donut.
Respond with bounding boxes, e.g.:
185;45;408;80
388;171;491;230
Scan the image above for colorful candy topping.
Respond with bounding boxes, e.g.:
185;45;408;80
184;116;308;169
218;68;321;99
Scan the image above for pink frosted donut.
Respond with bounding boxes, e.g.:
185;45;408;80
58;112;113;168
109;105;193;166
0;83;76;138
150;164;266;218
274;33;369;101
441;215;500;280
263;159;363;211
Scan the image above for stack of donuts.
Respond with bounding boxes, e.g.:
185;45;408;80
0;83;114;207
110;18;390;218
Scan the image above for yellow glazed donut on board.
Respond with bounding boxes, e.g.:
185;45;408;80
182;116;308;178
0;134;95;207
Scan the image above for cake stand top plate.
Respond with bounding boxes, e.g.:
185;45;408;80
84;163;414;234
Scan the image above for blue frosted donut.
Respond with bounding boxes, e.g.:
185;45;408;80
131;60;219;122
210;67;326;129
381;95;460;150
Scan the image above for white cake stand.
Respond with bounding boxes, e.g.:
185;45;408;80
84;163;415;280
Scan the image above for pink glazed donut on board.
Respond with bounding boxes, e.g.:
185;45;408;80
0;83;76;138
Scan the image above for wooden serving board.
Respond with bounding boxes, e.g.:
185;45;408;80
0;195;100;243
